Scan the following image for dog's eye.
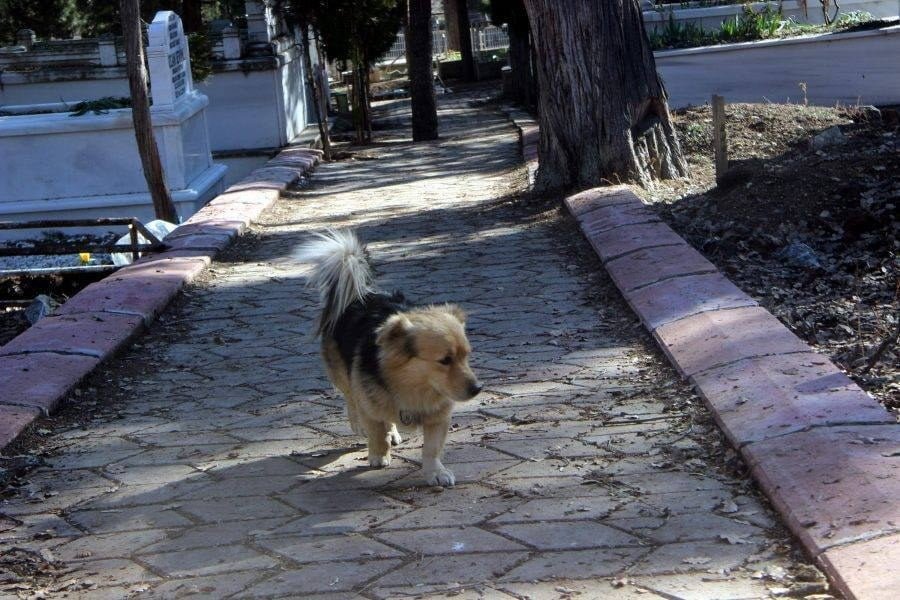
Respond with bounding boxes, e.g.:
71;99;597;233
438;355;453;365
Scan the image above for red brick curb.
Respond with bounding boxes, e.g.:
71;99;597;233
566;186;898;600
0;146;322;449
503;111;898;598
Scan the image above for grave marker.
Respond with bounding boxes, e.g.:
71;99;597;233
147;11;194;109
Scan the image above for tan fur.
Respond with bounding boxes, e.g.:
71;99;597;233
321;304;479;486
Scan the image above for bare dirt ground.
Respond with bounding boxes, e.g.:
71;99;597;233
642;103;899;413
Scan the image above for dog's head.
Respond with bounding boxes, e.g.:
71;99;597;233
376;304;482;403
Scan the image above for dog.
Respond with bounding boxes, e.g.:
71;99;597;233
297;229;481;486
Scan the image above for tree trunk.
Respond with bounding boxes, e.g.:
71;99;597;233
300;22;332;160
456;0;475;81
181;0;203;32
444;0;461;50
120;0;179;223
522;0;688;191
506;8;534;107
407;0;439;141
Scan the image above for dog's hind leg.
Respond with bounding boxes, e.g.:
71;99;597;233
388;423;402;446
363;416;392;467
346;394;366;437
421;418;454;486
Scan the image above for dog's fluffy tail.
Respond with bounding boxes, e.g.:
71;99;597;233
295;229;374;337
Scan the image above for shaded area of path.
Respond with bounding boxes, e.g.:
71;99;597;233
0;90;828;599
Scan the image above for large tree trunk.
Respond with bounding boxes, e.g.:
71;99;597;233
523;0;688;190
181;0;203;32
443;0;461;50
407;0;439;141
505;5;534;107
120;0;179;223
456;0;475;81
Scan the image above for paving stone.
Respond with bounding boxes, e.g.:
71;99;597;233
490;496;622;523
137;518;290;554
144;572;261;599
631;573;775;600
139;544;278;577
259;534;404;563
605;244;718;292
0;404;40;447
564;185;638;217
53;530;170;562
178;496;298;523
496;521;643;550
653;306;811;377
0;352;99;412
68;558;161;587
580;203;662;236
244;559;402;596
691;352;894;446
277;487;409;514
743;425;900;552
503;547;649;581
276;508;412;536
68;504;194;533
626;273;757;330
501;580;666;599
616;512;762;544
628;539;765;575
378;552;529;587
0;311;144;359
820;533;900;600
585;223;687;264
376;526;526;555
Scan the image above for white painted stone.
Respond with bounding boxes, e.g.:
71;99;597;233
658;25;900;108
146;11;194;110
0;12;226;234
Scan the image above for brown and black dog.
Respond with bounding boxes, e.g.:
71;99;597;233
298;229;481;486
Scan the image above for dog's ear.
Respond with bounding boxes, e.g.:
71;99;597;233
444;304;466;325
376;314;413;348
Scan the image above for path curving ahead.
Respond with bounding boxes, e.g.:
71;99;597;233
0;91;827;599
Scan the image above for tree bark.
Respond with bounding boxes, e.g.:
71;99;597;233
505;5;534;107
120;0;179;223
455;0;475;81
181;0;203;32
522;0;688;191
444;0;461;50
407;0;439;141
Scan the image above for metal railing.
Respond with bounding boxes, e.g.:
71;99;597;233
379;24;508;63
0;217;168;277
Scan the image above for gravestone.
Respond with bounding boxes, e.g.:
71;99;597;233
147;11;194;109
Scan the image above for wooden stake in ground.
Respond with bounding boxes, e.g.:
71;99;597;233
120;0;178;223
712;94;729;183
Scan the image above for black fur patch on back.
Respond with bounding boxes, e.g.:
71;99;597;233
330;291;411;388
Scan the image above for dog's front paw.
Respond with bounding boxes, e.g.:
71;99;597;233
369;452;392;468
424;466;455;487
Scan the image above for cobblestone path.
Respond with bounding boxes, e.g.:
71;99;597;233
0;93;826;599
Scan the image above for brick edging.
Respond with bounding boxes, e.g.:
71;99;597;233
502;112;898;600
0;146;322;450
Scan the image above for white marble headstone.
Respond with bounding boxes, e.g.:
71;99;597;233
147;11;194;109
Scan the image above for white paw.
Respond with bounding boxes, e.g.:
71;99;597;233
369;452;392;468
388;427;403;446
424;466;455;487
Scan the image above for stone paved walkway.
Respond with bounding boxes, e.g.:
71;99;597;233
0;93;828;599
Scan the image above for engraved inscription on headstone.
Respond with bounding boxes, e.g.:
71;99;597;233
147;11;194;108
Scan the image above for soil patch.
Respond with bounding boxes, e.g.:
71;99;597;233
642;103;898;412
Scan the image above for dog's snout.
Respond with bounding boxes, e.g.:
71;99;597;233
468;382;483;398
